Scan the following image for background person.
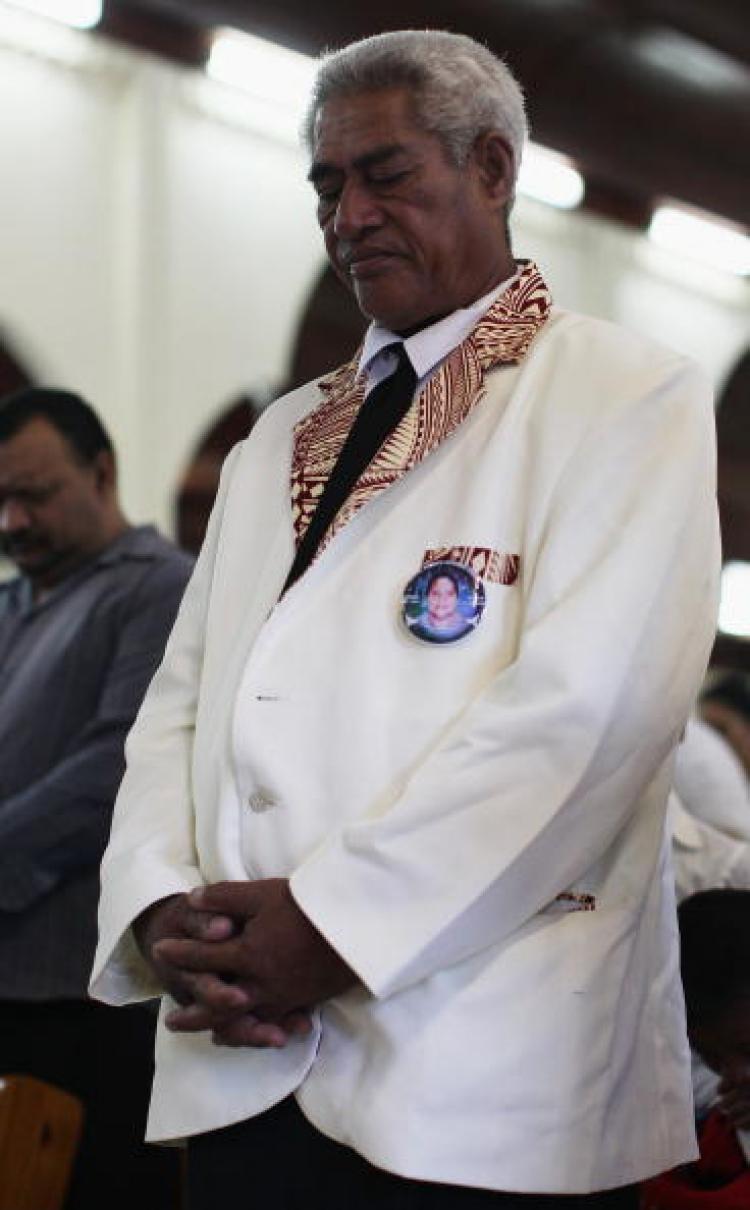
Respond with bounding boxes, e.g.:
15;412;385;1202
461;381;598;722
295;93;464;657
668;711;750;1165
641;889;750;1209
673;715;749;843
669;792;750;903
0;387;192;1209
92;30;719;1210
700;675;750;781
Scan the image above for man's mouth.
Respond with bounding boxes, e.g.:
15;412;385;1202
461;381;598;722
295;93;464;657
342;249;398;279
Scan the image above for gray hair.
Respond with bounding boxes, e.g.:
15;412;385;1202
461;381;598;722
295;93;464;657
302;30;528;180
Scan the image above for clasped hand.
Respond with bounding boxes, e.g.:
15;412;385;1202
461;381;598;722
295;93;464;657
134;878;356;1048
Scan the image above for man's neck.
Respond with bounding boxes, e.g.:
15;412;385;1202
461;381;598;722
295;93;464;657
395;258;517;338
29;517;131;601
361;264;520;392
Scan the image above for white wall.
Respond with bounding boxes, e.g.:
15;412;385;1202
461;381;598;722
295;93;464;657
514;196;749;389
0;9;747;533
0;11;322;529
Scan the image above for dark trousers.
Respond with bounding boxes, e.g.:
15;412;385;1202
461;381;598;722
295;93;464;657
0;998;181;1210
188;1096;638;1210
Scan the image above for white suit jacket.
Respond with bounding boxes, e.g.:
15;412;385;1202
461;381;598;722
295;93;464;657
91;280;720;1194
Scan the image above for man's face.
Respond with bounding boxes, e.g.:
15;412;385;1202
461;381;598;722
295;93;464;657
0;417;111;590
427;576;458;621
310;88;513;334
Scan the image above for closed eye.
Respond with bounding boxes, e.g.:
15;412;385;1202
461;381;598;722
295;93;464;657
368;170;409;188
0;486;56;507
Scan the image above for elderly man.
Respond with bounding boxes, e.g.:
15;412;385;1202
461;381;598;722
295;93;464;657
0;388;192;1208
91;30;719;1210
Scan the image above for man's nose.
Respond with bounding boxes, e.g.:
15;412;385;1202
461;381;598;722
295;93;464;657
333;179;382;240
0;499;32;533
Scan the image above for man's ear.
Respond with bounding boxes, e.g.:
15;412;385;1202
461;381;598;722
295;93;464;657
93;449;117;493
472;131;515;209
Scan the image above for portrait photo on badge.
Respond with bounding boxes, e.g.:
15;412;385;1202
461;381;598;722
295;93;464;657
402;560;486;644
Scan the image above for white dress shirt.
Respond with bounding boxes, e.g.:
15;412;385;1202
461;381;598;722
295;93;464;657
360;274;516;395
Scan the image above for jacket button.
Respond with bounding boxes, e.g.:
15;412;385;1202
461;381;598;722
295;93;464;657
247;790;275;812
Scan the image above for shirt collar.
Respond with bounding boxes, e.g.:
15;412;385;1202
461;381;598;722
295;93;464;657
2;525;162;616
95;524;160;566
358;268;520;389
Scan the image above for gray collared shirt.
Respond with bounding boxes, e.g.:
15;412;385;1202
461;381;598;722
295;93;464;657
0;525;193;999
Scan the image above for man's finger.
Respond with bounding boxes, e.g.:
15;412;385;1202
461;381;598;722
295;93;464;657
211;1018;292;1049
154;936;247;975
165;1001;257;1033
283;1011;314;1038
165;1003;218;1032
164;975;255;1032
188;971;254;1011
182;910;236;942
188;882;260;917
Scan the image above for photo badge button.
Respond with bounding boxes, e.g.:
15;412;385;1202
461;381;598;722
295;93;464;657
402;560;486;645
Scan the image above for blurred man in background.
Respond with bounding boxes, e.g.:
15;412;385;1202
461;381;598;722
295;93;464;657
0;388;192;1209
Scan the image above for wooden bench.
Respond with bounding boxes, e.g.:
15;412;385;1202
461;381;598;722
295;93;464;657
0;1075;83;1210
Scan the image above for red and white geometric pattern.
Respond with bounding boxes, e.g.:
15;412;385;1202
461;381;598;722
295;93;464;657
421;547;520;586
290;261;552;558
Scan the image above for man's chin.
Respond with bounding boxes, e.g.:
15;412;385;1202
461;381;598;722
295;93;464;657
355;289;432;335
4;546;54;576
353;282;447;336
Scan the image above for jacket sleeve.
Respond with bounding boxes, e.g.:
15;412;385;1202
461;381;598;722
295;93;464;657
89;447;241;1003
290;354;721;997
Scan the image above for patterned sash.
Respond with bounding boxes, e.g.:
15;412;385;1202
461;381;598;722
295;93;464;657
290;260;552;559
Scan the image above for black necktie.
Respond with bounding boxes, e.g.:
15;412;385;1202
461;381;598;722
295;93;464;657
284;344;418;592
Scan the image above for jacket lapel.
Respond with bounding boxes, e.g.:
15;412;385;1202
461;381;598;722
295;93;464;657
290;260;552;559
